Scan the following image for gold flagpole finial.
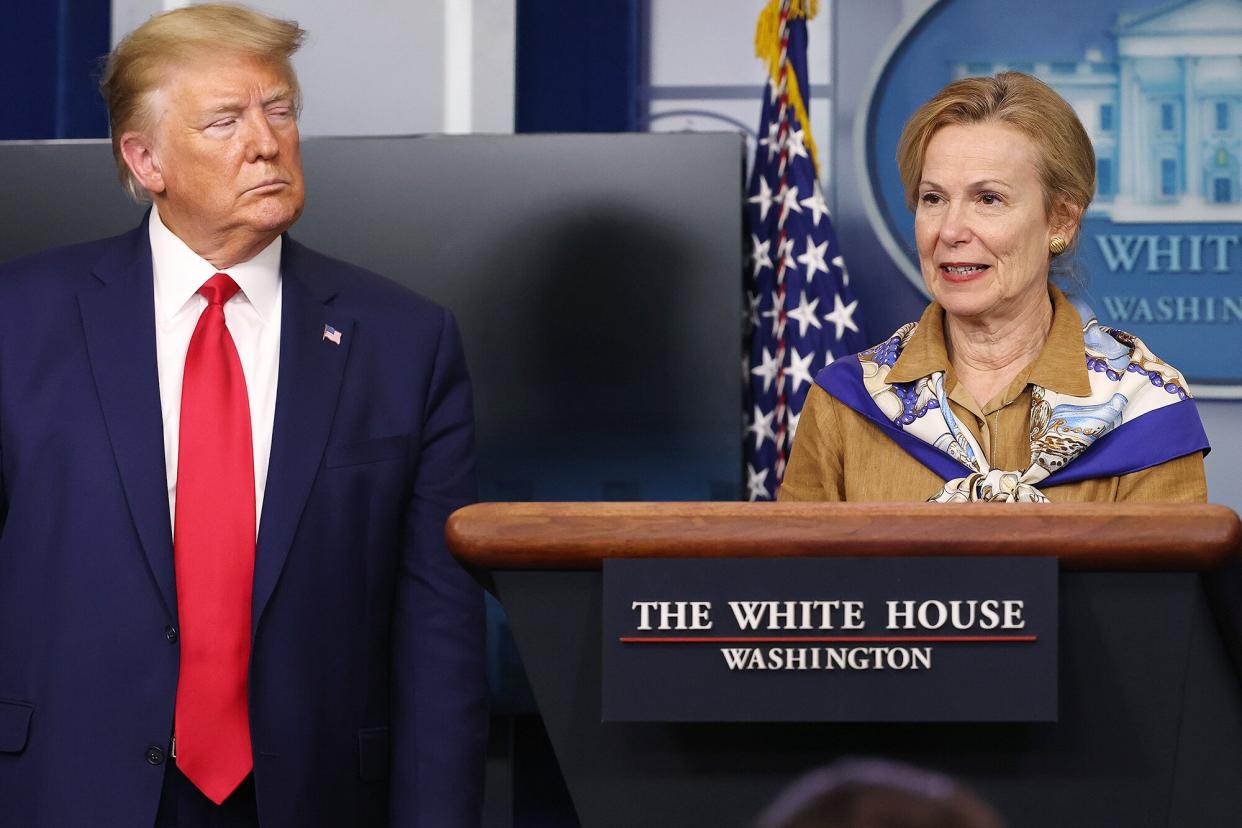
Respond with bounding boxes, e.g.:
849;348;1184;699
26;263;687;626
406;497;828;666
753;0;822;171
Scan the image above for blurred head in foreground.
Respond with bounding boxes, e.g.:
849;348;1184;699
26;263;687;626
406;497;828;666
756;759;1006;828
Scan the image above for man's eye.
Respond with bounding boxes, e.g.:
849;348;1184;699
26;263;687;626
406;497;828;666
209;118;237;129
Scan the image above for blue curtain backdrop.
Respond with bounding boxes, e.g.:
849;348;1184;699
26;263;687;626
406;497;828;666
1;1;111;139
515;0;641;133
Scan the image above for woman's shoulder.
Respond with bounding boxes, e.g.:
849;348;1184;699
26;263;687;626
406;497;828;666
811;318;925;393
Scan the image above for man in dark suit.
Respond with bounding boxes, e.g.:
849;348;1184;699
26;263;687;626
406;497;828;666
0;4;486;826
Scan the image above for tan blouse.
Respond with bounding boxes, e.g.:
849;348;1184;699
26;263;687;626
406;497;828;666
778;289;1208;503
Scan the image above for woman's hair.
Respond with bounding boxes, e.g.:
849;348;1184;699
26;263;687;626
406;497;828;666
895;72;1096;226
99;3;307;201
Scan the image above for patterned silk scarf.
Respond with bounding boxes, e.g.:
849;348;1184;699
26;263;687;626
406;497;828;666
815;304;1209;502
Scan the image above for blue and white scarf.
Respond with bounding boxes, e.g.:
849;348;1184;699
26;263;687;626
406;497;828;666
814;306;1209;502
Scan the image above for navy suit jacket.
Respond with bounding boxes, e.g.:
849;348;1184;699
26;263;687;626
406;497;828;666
0;218;487;826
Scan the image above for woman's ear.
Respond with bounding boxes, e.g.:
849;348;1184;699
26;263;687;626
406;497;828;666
1051;199;1084;247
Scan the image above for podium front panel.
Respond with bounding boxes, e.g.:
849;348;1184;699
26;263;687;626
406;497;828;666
495;569;1242;828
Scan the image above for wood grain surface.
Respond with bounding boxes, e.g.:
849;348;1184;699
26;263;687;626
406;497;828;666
446;502;1242;571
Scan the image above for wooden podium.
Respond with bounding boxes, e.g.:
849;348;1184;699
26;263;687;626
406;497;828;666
449;503;1242;828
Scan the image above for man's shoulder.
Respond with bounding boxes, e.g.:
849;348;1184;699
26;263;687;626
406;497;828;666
282;237;448;324
0;228;143;297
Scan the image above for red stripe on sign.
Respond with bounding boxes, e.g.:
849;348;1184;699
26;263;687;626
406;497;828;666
618;635;1038;644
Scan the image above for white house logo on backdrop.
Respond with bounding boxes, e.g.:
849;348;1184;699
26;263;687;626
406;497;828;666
958;2;1242;221
862;0;1242;395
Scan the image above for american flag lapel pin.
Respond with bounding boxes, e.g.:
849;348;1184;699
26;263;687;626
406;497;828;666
322;324;342;345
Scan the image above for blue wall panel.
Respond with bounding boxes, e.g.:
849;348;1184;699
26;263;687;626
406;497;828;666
516;0;640;133
1;0;109;139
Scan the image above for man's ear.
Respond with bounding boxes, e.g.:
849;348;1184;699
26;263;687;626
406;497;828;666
119;131;166;196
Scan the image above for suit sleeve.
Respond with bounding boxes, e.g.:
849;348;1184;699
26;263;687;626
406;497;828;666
390;308;487;826
0;387;6;531
0;434;6;531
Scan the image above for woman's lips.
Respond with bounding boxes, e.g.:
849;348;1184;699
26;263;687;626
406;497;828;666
939;263;990;282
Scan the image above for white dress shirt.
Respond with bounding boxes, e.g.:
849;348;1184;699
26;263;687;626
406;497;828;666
149;204;282;535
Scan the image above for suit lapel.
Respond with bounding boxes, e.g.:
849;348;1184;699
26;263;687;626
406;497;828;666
252;239;354;634
77;219;177;616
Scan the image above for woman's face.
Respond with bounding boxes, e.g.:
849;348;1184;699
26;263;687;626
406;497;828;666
915;121;1065;326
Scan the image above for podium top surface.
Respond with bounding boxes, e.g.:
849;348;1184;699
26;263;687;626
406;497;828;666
446;502;1242;572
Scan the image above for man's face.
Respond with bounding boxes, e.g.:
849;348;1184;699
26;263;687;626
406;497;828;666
149;55;305;252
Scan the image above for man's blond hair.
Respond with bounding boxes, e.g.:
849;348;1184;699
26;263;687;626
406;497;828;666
100;3;306;201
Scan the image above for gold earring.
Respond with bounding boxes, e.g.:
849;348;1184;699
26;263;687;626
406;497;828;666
1049;236;1067;255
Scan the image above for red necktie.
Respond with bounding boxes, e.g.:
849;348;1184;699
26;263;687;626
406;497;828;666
173;273;255;804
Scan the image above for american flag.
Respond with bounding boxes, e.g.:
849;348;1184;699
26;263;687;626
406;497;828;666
744;0;865;500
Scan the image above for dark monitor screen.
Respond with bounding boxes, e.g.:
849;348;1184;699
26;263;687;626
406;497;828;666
0;134;744;500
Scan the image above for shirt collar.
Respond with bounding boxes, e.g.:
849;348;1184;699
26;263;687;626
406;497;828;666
885;285;1092;397
149;203;282;324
